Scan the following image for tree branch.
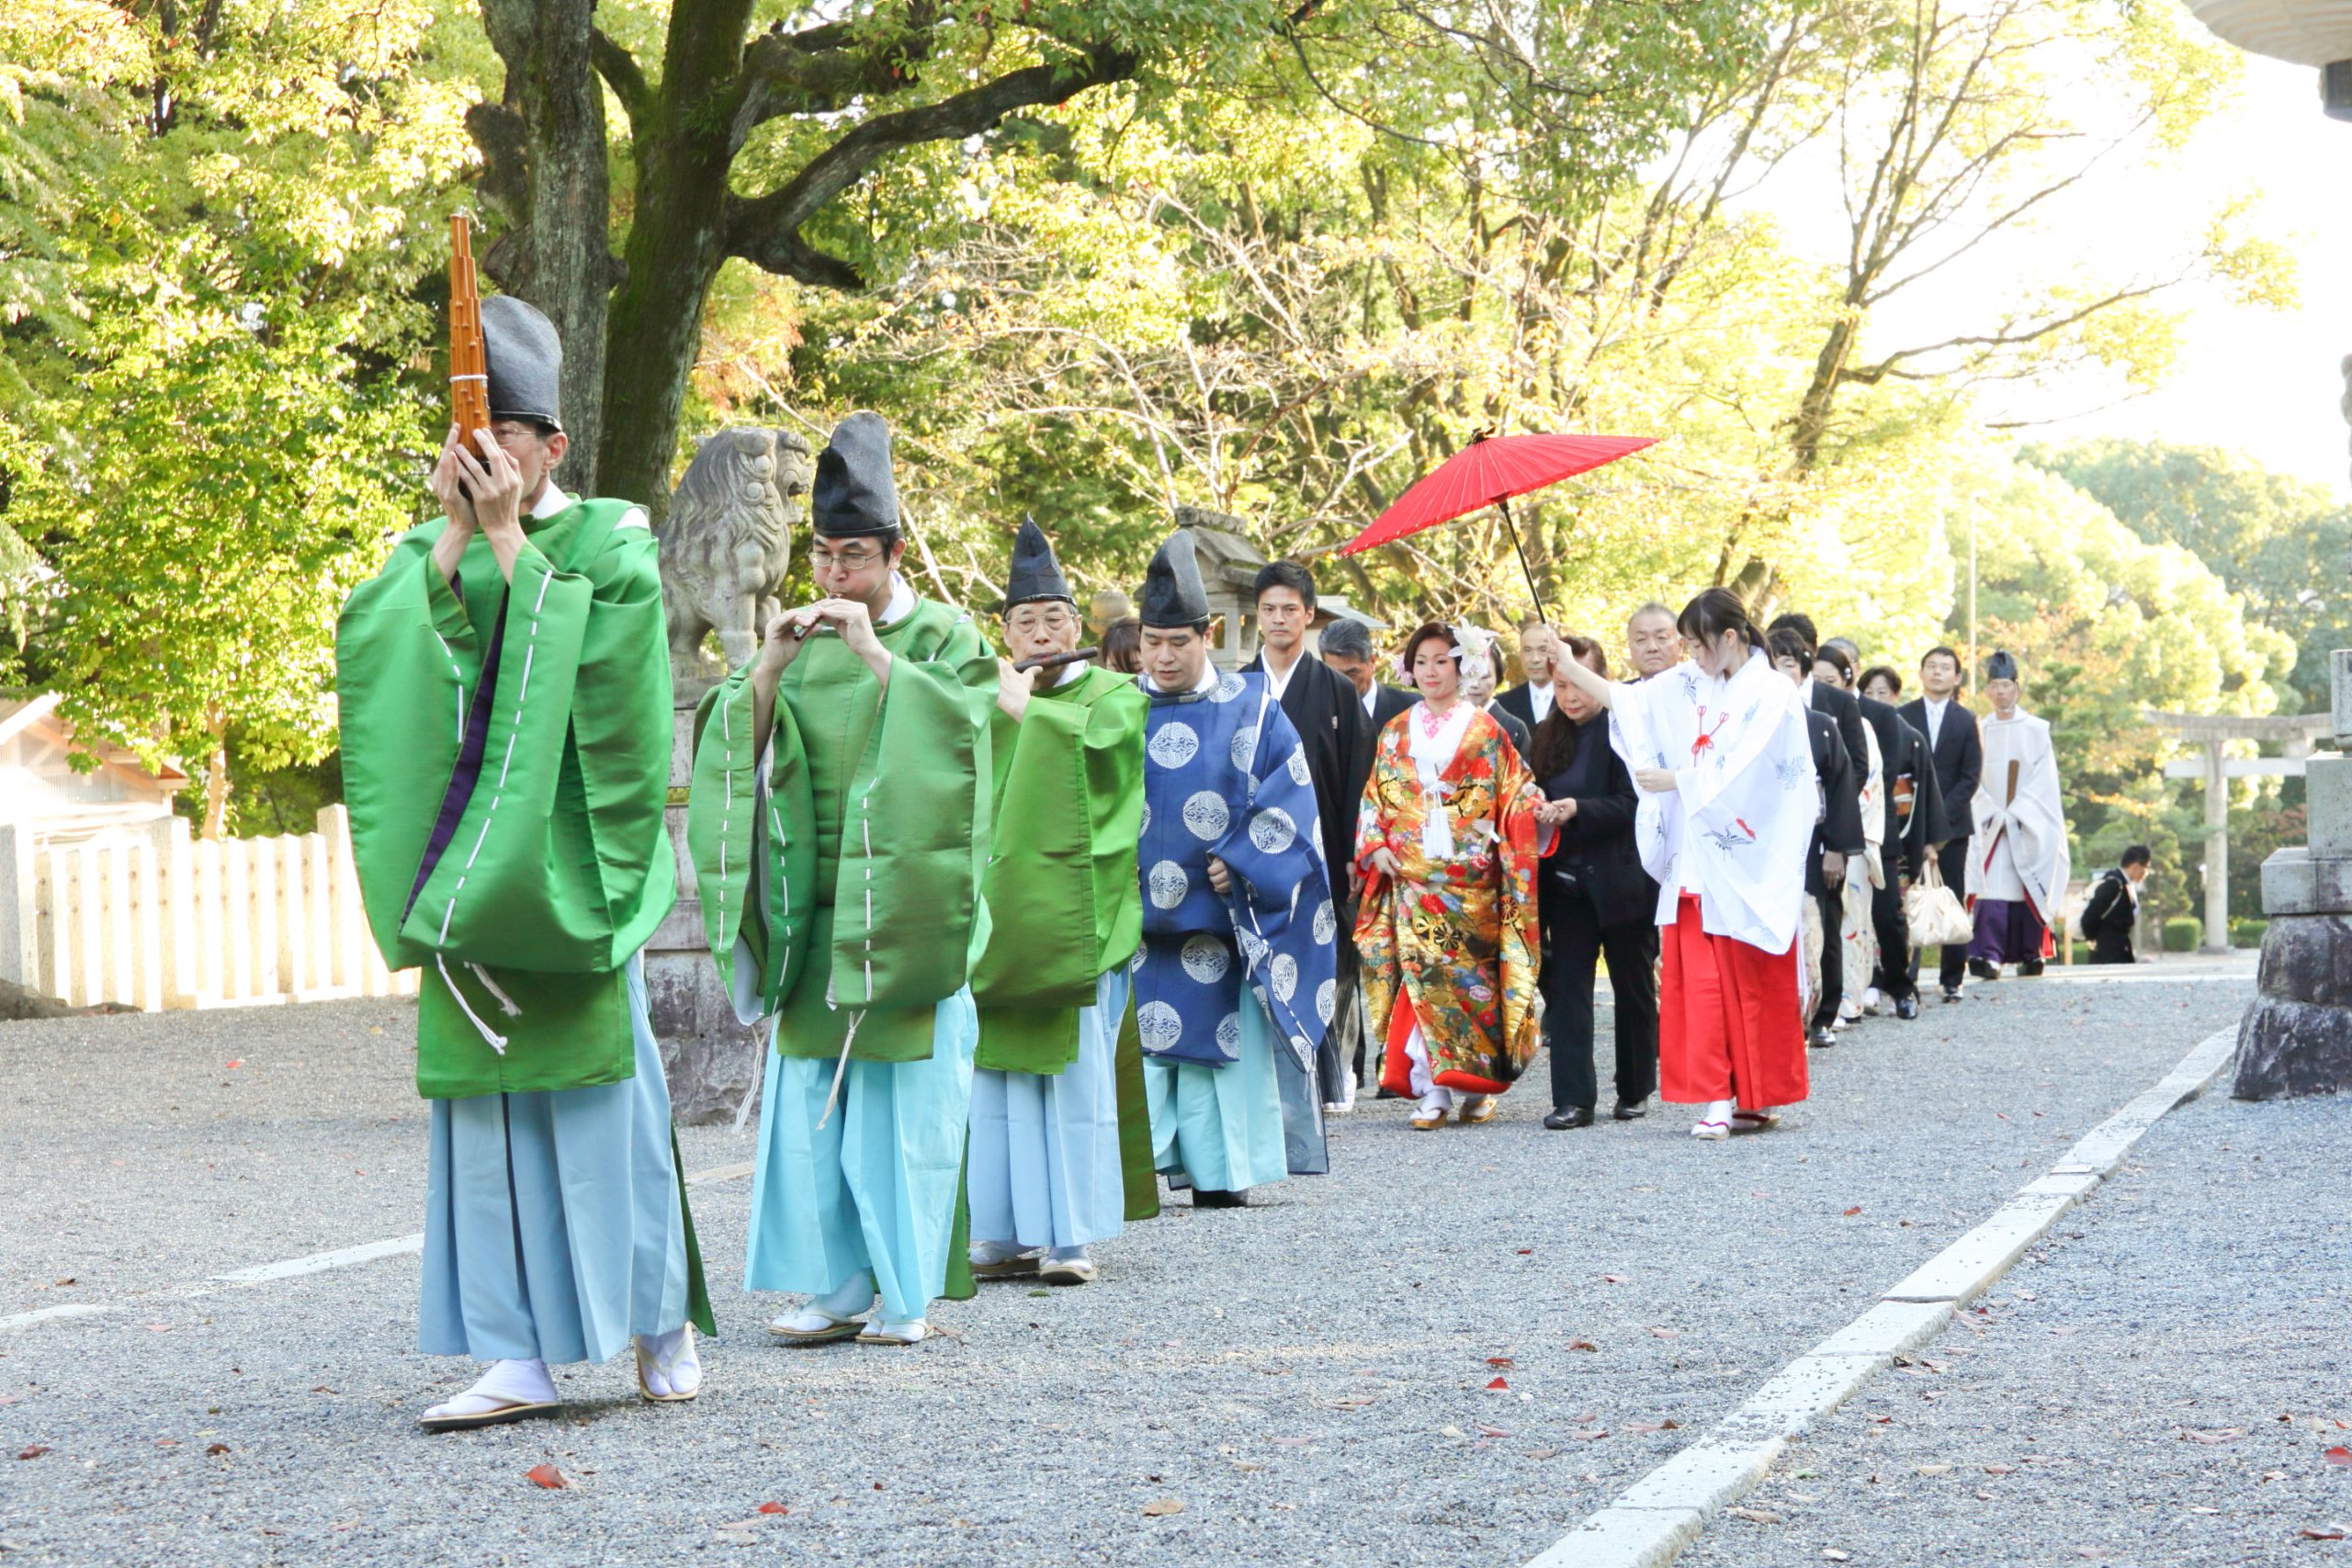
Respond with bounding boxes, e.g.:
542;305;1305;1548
723;42;1140;288
731;6;941;145
589;27;653;136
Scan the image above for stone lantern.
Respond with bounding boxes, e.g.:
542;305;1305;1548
2177;0;2352;1095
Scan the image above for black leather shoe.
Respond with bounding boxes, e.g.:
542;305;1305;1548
1967;958;2000;981
2018;958;2045;977
1941;986;1962;1004
1808;1025;1837;1048
1192;1188;1249;1209
1543;1105;1595;1130
1611;1099;1648;1121
1894;996;1920;1021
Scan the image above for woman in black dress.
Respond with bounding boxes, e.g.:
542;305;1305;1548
1529;635;1660;1128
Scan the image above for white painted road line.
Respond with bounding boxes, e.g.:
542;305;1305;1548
2;1160;757;1335
212;1234;425;1284
1526;1025;2240;1568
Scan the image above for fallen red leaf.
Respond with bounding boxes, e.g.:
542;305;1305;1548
525;1463;572;1490
2326;1447;2352;1467
2302;1529;2347;1541
756;1502;787;1516
1568;1339;1600;1352
1600;1273;1628;1284
1516;1248;1532;1256
206;1443;231;1456
1842;1206;1862;1217
1487;1357;1514;1368
224;1060;243;1069
16;1445;51;1460
1485;1377;1510;1391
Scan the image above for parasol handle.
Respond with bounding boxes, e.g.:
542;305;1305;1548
1492;494;1553;626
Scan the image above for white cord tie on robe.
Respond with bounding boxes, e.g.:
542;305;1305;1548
436;954;508;1054
469;963;523;1019
815;1010;864;1131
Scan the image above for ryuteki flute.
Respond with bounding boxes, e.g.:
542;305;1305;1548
1012;647;1099;673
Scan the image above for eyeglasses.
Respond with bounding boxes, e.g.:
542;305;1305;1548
808;547;886;571
1007;607;1075;634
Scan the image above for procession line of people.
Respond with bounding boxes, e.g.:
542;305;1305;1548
335;295;2075;1431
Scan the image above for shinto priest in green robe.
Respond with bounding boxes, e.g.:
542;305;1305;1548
334;293;709;1432
687;412;996;1346
965;519;1154;1287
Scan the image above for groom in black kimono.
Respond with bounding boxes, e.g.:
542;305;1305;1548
1242;559;1370;1109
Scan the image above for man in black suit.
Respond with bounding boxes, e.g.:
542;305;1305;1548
1493;615;1556;735
1320;616;1414;745
1242;561;1370;1109
1898;645;1983;1003
1822;638;1949;1021
1770;628;1865;1046
1770;615;1867;1040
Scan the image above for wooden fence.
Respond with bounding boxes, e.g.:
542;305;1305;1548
0;806;415;1010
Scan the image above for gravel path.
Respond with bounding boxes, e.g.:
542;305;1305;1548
1678;1066;2350;1568
0;970;2253;1566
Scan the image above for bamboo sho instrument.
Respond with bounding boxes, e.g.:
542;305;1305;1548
448;213;491;441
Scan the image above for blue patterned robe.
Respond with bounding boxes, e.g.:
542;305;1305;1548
1136;666;1337;1176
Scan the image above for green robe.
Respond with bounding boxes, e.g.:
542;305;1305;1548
688;595;997;1061
334;497;676;1099
970;664;1147;1074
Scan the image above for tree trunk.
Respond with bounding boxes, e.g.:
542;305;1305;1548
473;0;614;494
597;0;758;522
202;707;229;840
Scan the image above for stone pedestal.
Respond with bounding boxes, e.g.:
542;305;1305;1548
2235;652;2352;1099
648;680;764;1124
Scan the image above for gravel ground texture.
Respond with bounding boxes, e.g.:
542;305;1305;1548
0;966;2253;1567
1678;1066;2350;1568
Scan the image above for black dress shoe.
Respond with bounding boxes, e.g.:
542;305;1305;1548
1543;1106;1595;1130
2018;958;2044;977
1967;958;2000;981
1808;1025;1837;1048
1611;1099;1649;1121
1192;1188;1249;1209
1894;996;1920;1021
1941;986;1962;1004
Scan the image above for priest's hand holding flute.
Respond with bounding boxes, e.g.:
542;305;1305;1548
750;599;891;746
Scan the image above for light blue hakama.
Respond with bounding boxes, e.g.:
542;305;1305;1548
1144;987;1290;1193
744;989;978;1323
418;954;689;1365
969;969;1128;1251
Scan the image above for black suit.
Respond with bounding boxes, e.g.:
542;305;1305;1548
1899;696;1983;991
1853;694;1948;1005
1533;714;1658;1112
1494;681;1554;737
2077;867;2137;964
1483;700;1532;761
1805;706;1865;1031
1811;680;1871;784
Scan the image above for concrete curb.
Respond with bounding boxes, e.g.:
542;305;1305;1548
1521;1025;2239;1568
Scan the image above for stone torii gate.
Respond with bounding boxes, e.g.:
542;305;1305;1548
2147;709;2334;953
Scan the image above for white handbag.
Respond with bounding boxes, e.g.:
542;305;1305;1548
1905;853;1975;947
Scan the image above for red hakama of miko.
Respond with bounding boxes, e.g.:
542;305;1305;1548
1658;893;1806;1110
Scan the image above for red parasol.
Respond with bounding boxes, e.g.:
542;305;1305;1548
1341;429;1656;621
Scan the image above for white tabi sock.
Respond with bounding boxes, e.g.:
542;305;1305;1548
775;1270;877;1334
636;1325;701;1399
423;1357;557;1422
970;1239;1038;1267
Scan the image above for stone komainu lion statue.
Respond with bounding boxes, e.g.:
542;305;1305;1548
659;426;811;675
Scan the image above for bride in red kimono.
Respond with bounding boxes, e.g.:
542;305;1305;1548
1353;625;1543;1131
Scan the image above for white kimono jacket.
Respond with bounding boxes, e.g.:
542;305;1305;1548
1968;708;2070;924
1610;650;1818;954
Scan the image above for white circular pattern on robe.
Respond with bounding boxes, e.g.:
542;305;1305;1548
1230;726;1258;771
1179;933;1231;984
1181;791;1230;841
1311;898;1336;944
1215;1011;1242;1054
1139;799;1151;836
1148;722;1200;770
1286;745;1312;787
1130;947;1147;975
1147;860;1189;909
1270;953;1298;1003
1315;978;1336;1023
1248;806;1297;854
1212;672;1246;703
1237;928;1268;967
1136;1000;1182;1052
